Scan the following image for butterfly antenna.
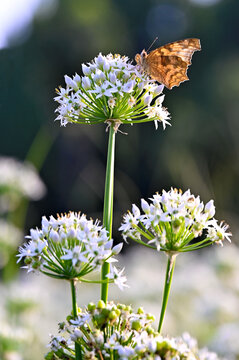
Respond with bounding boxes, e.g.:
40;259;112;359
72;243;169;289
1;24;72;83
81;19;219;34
146;37;159;52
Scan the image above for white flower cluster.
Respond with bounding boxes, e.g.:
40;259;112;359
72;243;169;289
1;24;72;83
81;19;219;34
0;156;46;212
119;188;231;253
46;301;222;360
17;212;125;288
54;53;171;130
0;220;22;268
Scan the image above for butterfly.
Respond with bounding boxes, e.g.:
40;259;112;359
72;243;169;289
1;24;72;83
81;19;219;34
135;38;201;89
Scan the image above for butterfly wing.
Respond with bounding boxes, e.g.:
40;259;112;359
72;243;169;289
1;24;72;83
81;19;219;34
146;38;201;89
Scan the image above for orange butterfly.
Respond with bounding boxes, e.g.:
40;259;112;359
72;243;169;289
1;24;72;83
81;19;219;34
135;38;201;89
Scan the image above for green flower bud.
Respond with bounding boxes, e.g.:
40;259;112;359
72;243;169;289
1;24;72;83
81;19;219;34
137;307;144;314
131;320;141;331
109;310;118;321
94;313;106;327
58;322;65;330
115;309;121;317
87;302;96;312
101;308;110;317
32;260;41;269
146;313;155;321
97;300;105;309
24;257;32;265
146;325;154;334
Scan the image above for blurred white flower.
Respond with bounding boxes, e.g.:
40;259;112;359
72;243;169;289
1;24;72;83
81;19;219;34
0;219;22;268
0;156;46;212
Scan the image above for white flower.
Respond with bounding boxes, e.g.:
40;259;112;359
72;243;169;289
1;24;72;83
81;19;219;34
120;188;231;253
108;97;116;108
49;335;66;351
54;53;171;130
107;266;128;291
18;212;123;278
0;157;46;212
207;220;231;246
61;246;88;266
17;240;47;263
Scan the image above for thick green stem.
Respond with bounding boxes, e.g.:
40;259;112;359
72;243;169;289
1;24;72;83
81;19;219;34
70;280;82;360
101;125;116;302
158;254;177;333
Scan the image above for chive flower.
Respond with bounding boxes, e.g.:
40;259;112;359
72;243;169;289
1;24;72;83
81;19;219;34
54;53;170;131
45;301;222;360
119;188;231;253
17;212;126;289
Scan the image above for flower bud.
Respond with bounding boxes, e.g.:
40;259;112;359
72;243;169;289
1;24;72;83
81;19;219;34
82;76;91;90
132;204;140;217
95;53;105;66
112;243;123;255
143;93;153;106
205;200;215;218
64;75;78;90
155;95;165;106
141;199;150;214
82;64;91;75
73;73;81;84
93;69;106;82
49;229;59;243
131;320;141;331
87;302;96;312
109;310;118;321
137;307;144;314
97;300;105;309
109;72;117;83
154;84;164;95
103;61;110;72
67;228;76;238
41;216;49;233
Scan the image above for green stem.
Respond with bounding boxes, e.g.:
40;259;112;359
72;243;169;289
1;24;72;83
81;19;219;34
158;254;177;333
101;125;116;302
70;280;82;360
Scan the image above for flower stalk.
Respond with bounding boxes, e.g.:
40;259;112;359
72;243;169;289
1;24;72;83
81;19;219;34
158;254;177;333
70;279;82;360
101;124;116;302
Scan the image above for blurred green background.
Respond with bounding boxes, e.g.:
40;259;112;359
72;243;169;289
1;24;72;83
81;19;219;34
1;0;239;237
1;0;239;358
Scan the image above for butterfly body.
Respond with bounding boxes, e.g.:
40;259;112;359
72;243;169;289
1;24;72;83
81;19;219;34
135;38;201;89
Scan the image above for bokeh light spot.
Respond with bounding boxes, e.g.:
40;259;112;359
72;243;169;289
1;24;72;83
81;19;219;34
189;0;222;6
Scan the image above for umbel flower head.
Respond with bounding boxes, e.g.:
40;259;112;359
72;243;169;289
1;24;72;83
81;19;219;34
17;212;126;289
45;301;222;360
119;188;231;253
54;53;170;131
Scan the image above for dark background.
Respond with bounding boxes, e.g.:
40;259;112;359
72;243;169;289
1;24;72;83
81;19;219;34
1;0;239;244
